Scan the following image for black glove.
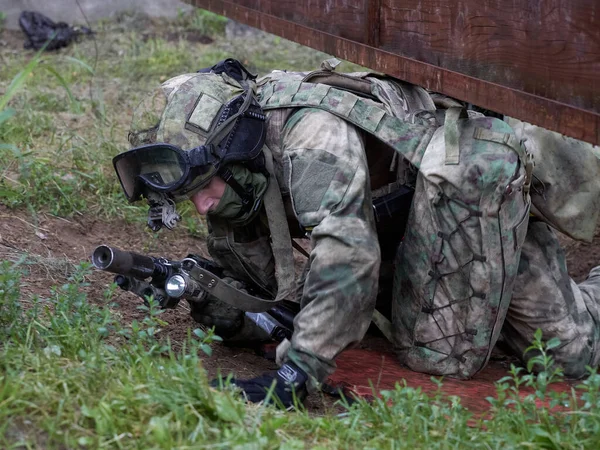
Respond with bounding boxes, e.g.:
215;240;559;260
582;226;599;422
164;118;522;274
189;296;244;339
189;277;247;339
213;362;308;409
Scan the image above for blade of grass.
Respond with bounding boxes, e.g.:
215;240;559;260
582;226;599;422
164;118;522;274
0;108;15;126
62;56;95;75
0;44;48;112
43;66;80;113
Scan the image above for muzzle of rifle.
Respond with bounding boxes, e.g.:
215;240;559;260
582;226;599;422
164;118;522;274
92;245;165;280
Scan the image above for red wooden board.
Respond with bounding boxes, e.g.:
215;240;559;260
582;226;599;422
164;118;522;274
185;0;600;145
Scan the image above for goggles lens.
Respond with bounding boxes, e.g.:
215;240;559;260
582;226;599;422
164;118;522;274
113;144;187;200
113;143;219;201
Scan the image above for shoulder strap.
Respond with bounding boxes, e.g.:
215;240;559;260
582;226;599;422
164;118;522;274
259;80;436;169
205;144;297;310
301;71;377;100
261;144;297;302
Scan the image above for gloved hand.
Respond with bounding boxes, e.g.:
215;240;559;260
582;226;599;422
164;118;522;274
189;277;246;339
189;296;244;338
212;362;309;409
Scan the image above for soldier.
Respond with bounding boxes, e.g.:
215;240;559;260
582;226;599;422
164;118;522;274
112;59;600;408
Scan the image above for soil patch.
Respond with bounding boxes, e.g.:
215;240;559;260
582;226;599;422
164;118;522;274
143;30;214;44
559;231;600;283
0;29;28;54
0;205;340;412
2;205;599;413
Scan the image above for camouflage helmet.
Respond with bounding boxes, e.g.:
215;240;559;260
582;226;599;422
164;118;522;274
114;61;267;206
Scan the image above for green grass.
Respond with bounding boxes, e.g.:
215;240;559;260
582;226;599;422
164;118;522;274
3;10;600;449
180;8;229;36
2;261;600;448
0;10;361;233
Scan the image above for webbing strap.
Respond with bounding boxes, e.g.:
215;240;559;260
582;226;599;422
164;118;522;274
444;107;464;165
279;80;302;105
472;127;526;161
372;309;394;343
261;145;297;302
473;126;533;193
260;81;436;169
259;81;275;105
307;83;330;106
361;105;387;133
337;92;358;116
188;264;281;312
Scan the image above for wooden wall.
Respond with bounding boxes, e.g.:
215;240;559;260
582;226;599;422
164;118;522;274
184;0;600;145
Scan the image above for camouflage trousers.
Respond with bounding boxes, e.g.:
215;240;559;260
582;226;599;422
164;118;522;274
502;221;600;378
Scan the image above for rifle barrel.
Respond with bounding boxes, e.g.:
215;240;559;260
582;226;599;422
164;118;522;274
92;245;157;279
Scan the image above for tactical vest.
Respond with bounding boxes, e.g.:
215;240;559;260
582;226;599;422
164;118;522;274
207;62;532;324
208;64;441;308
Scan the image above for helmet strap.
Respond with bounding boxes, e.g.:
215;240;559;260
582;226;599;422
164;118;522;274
187;144;215;167
218;166;257;216
206;89;254;152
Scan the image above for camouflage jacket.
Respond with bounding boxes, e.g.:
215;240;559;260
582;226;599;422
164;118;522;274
206;65;600;301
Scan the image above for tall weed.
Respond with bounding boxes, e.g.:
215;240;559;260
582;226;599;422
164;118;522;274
0;48;46;131
183;8;228;35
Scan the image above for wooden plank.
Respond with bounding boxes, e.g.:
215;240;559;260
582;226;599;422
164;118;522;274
379;1;600;114
366;0;381;48
233;0;371;44
184;0;600;145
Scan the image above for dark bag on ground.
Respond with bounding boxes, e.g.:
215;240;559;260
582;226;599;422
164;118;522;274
19;11;92;51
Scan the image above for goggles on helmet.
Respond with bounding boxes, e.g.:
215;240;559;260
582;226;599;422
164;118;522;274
112;143;218;202
114;91;267;202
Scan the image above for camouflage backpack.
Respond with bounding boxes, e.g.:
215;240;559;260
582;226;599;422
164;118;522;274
259;60;533;378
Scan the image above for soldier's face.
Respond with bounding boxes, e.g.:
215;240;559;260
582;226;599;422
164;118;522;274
190;176;226;215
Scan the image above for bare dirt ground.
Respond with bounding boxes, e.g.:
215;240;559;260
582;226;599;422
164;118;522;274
2;204;599;412
0;205;340;412
561;231;600;283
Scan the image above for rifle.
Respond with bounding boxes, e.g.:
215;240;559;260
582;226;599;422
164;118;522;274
91;245;295;341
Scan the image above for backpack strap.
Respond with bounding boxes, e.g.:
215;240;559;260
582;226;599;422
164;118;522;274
261;144;297;302
259;80;436;169
443;107;468;165
301;70;377;100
